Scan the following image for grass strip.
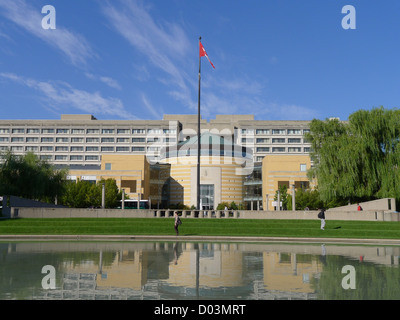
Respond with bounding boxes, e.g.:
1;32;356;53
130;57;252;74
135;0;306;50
0;218;400;240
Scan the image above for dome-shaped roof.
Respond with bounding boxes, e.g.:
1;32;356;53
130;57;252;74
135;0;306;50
158;132;252;160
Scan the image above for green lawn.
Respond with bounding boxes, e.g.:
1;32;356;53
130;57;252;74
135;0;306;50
0;218;400;240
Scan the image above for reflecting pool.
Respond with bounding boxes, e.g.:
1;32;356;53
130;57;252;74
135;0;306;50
0;240;399;300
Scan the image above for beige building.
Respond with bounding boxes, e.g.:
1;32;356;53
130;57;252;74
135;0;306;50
0;113;314;210
262;155;313;210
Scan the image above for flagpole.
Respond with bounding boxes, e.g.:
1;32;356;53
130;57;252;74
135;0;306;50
197;36;201;210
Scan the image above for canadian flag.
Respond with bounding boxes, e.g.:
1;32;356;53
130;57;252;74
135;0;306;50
199;40;215;69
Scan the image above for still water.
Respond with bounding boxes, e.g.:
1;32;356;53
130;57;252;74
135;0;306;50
0;240;399;300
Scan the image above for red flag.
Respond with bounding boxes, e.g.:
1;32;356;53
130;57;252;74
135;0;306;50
199;40;215;69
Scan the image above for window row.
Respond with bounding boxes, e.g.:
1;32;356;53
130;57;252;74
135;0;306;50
1;137;176;143
0;146;153;153
255;147;311;153
52;155;99;161
241;138;304;144
0;128;177;135
241;129;310;135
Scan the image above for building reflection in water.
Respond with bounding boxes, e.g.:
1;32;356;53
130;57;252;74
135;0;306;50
1;241;399;300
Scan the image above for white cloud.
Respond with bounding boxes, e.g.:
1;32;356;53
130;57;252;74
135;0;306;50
0;72;136;119
0;0;94;66
141;94;163;119
102;0;196;110
85;73;122;90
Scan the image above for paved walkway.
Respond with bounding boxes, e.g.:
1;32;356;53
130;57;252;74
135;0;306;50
1;234;400;245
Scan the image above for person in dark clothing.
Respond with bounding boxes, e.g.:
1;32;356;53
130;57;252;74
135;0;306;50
174;211;181;236
318;208;326;230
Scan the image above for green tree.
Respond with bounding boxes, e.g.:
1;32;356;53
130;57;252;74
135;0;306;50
0;151;67;203
274;185;288;210
306;107;400;204
60;179;122;208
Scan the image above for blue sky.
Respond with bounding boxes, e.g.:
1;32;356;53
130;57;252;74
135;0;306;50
1;0;400;121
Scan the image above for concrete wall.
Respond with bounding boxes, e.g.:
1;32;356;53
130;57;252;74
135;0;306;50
328;198;396;212
9;207;154;219
9;207;400;221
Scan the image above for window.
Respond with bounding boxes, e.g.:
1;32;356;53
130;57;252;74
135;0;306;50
11;146;23;151
132;147;145;152
101;146;114;152
304;147;311;153
200;184;214;210
26;137;38;143
256;138;269;143
25;146;38;152
12;128;25;134
303;129;310;134
41;137;54;143
86;137;99;143
241;138;254;143
26;128;39;134
164;138;176;143
148;128;162;134
56;137;69;143
163;128;177;134
102;129;114;134
40;155;53;161
256;147;270;152
272;147;285;152
0;128;10;134
85;155;99;161
71;137;84;143
55;146;68;152
86;146;99;152
117;137;129;143
116;147;129;152
71;129;85;134
300;164;307;172
288;138;301;143
147;137;159;143
117;129;130;134
42;128;54;134
132;129;145;134
55;155;67;161
105;163;112;170
70;155;83;161
241;129;254;134
11;137;24;142
256;156;265;162
57;129;69;134
288;129;301;135
70;146;84;152
101;137;115;143
0;146;9;151
256;129;269;135
87;129;100;134
0;137;9;142
132;138;145;143
288;147;301;153
272;129;285;135
272;138;285;143
41;146;53;151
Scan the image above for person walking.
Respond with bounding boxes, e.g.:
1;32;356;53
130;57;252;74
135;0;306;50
318;208;326;230
174;211;182;236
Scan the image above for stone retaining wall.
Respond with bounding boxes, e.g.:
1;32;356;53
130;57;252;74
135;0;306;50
8;207;400;222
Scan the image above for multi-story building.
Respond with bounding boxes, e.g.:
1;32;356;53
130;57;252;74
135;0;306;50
0;114;313;210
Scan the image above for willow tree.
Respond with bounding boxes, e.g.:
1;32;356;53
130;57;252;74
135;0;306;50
0;151;68;203
306;107;400;204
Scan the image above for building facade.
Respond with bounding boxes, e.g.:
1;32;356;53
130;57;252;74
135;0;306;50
0;114;313;210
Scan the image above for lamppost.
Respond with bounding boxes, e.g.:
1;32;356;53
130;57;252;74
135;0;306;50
101;183;105;209
292;184;296;211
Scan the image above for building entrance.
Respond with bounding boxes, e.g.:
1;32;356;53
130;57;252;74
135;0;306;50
200;184;214;210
